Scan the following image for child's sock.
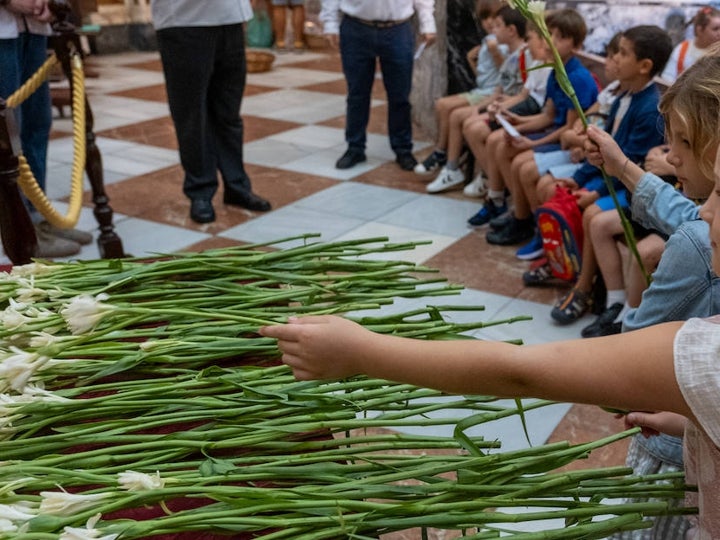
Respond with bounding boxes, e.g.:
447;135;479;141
606;289;626;308
446;160;459;171
488;189;505;206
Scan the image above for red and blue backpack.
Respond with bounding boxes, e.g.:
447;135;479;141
536;186;584;281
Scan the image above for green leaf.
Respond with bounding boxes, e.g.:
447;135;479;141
198;457;237;477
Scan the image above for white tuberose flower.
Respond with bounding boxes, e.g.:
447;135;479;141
0;501;37;523
59;514;118;540
9;263;54;278
118;470;165;491
0;518;17;533
39;491;109;516
0;347;48;392
60;294;115;335
527;0;546;18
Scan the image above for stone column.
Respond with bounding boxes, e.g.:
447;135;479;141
411;0;484;142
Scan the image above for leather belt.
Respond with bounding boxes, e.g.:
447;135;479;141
343;14;411;29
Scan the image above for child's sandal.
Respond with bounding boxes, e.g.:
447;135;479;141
551;287;591;325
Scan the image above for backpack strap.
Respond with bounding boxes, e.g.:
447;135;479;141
677;40;690;75
519;46;528;83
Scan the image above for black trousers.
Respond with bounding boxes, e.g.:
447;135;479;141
156;23;252;201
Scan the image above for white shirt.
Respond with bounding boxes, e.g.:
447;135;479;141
151;0;253;30
0;8;51;38
524;60;551;107
319;0;436;35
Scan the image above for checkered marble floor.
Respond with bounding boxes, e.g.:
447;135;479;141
2;49;628;481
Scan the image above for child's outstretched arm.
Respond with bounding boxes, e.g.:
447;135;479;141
260;316;691;421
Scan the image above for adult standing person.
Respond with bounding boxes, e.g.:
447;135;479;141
320;0;436;171
0;0;92;256
151;0;271;224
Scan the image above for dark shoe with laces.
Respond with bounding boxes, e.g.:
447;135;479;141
190;199;216;223
335;148;366;169
581;302;623;338
467;199;508;227
414;151;447;175
489;212;513;231
395;152;418;171
223;189;272;212
486;216;534;245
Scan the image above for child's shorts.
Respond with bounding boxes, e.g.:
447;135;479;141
526;129;561;153
462;87;495;105
271;0;304;5
534;149;573;176
590;182;629;211
548;162;583;179
487;96;542;129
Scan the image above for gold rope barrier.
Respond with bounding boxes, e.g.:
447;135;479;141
7;53;87;229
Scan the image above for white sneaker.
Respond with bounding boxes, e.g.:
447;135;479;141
463;172;488;198
426;167;465;193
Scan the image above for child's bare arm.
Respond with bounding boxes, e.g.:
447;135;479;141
260;316;690;420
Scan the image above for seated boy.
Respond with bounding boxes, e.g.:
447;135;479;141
536;26;674;323
462;18;553;210
413;0;507;176
419;7;530;195
482;8;599;249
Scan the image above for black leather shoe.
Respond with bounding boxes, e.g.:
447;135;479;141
486;216;534;245
395;152;417;171
581;302;623;338
335;149;366;169
223;189;272;212
190;199;215;223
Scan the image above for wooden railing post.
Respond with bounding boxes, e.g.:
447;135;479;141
49;0;126;259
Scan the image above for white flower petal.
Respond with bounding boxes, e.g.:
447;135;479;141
60;295;116;335
118;470;165;491
39;491;109;516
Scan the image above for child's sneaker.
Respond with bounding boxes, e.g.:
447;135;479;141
426;167;464;193
463;172;488;198
467;199;508;227
414;151;447;175
515;231;544;260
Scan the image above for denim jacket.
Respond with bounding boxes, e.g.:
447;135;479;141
624;173;720;332
623;173;720;464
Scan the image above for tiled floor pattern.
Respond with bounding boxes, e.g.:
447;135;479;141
3;48;630;535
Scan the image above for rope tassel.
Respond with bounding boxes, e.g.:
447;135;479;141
9;53;87;230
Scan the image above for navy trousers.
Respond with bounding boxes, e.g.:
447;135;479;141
339;16;415;155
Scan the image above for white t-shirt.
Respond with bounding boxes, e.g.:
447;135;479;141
661;39;706;83
674;316;720;538
524;60;552;107
319;0;436;35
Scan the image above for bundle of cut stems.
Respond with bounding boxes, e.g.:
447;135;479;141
0;237;690;539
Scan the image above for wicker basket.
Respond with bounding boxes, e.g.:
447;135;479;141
246;49;275;73
304;33;328;50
